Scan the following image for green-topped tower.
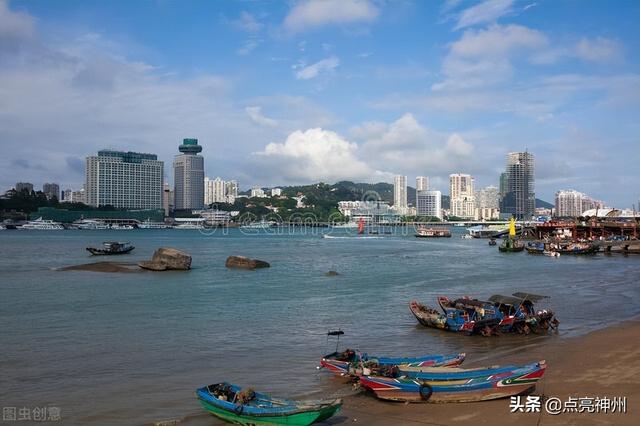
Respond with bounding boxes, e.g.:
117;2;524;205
174;138;205;211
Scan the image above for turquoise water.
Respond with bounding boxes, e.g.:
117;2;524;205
1;228;639;425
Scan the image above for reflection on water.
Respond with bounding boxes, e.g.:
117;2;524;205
0;228;638;425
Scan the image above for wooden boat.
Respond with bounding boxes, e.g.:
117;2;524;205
552;242;599;254
86;241;134;255
499;218;524;252
319;349;465;377
409;299;501;335
415;226;451;238
358;361;546;403
489;293;559;334
398;362;536;382
196;383;342;426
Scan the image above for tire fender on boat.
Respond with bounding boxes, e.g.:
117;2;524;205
419;383;433;401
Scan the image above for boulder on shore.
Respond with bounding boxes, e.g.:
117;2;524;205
138;247;192;271
225;255;270;270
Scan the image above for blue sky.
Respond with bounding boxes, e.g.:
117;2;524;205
0;0;639;207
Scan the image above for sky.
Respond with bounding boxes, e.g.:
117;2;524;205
0;0;638;207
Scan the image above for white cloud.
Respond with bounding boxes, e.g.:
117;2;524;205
0;0;35;45
283;0;378;33
252;128;381;182
294;56;339;80
451;24;548;58
454;0;513;31
245;106;278;127
232;11;263;33
574;37;622;63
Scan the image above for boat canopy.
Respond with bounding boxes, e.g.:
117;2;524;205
512;292;549;302
452;298;492;308
489;295;530;306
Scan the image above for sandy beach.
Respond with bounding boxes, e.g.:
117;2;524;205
332;319;640;426
168;319;640;426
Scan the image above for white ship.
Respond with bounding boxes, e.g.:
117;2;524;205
74;219;110;230
138;220;169;229
110;224;134;230
19;218;64;230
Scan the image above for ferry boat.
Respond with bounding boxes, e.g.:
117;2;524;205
467;224;509;238
138;220;169;229
240;220;276;229
74;219;110;230
415;226;451;238
18;218;64;230
110;224;134;230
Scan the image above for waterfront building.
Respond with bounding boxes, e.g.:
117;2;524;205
174;138;204;211
394;175;407;214
250;187;266;198
86;150;163;209
15;182;33;193
416;176;429;191
500;152;535;220
350;201;399;224
449;173;476;219
62;188;72;202
555;189;605;217
195;209;232;226
71;189;85;204
474;207;500;220
416;190;442;219
163;183;174;217
271;188;282;197
42;183;60;200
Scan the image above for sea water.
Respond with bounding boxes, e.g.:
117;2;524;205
1;228;638;424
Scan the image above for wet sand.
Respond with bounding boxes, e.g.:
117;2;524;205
168;319;639;426
334;319;640;426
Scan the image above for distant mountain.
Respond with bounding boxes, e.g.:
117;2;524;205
536;198;553;209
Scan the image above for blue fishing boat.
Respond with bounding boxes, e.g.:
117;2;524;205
196;383;342;425
320;349;465;377
359;361;547;403
489;292;559;334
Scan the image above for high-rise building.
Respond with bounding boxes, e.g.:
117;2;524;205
86;150;163;209
500;152;535;219
204;177;227;205
271;188;282;197
163;183;174;217
250;186;266;198
476;186;499;209
555;190;604;217
393;175;407;213
15;182;33;193
449;173;476;219
416;176;429;191
225;180;238;203
42;183;60;200
499;173;508;197
174;138;204;211
416;190;442;219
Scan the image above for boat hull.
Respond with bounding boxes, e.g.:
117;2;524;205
320;352;465;377
86;246;135;255
197;398;341;426
359;361;546;403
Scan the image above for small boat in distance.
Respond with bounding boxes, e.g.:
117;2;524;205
499;218;524;252
488;238;497;245
110;224;134;230
86;241;135;255
196;383;342;425
138;219;169;229
415;226;451;238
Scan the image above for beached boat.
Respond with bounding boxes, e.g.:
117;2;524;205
409;299;501;335
489;293;559;334
415;226;451;238
358;361;546;403
86;241;135;255
319;349;465;377
196;383;342;425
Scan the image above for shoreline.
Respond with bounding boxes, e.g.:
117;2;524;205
171;318;639;426
333;317;639;425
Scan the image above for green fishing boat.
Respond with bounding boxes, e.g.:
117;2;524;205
499;218;525;252
196;383;342;425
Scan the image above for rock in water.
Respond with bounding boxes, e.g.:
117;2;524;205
139;247;192;271
325;270;340;276
225;255;270;270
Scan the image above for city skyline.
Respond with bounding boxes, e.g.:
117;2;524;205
0;0;639;207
